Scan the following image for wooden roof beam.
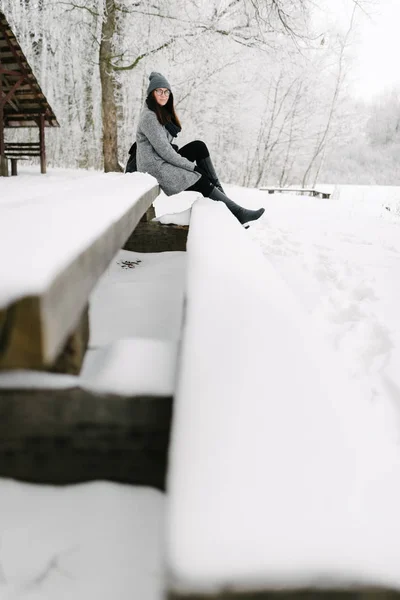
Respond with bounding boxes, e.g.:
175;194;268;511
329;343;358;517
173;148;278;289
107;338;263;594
4;110;53;117
0;74;27;109
0;67;23;77
1;94;18;112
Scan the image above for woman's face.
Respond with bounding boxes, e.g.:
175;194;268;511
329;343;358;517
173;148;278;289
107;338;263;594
154;88;170;106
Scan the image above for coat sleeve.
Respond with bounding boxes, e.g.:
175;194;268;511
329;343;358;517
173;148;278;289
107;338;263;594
140;111;196;172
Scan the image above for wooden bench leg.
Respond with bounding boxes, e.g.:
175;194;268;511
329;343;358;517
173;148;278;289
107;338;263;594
11;158;18;176
50;305;90;375
140;205;156;223
0;302;89;374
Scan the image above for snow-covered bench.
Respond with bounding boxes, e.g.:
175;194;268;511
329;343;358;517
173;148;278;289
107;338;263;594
165;198;397;598
4;141;42;176
0;172;159;373
260;186;332;199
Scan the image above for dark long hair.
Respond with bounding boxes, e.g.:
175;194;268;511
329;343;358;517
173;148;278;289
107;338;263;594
146;92;182;129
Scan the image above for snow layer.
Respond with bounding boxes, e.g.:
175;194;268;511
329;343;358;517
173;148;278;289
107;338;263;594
81;339;177;396
0;338;177;397
153;207;192;226
90;249;186;345
0;480;165;600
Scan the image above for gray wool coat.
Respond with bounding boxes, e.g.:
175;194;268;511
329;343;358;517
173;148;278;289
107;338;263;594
136;105;200;196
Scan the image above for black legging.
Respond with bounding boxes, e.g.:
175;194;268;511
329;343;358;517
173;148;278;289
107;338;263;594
178;140;209;162
177;140;214;197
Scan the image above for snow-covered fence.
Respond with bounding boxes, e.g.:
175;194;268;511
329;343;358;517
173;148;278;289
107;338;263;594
0;172;159;373
165;198;395;598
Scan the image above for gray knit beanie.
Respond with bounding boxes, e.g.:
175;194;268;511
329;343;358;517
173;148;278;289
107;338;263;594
147;71;171;96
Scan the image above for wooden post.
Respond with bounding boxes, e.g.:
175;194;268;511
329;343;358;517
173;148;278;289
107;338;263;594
0;74;4;156
39;113;46;174
10;158;17;176
0;155;8;177
0;74;7;177
140;204;156;222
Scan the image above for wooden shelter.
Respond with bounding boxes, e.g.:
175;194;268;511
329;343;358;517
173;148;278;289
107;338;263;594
0;11;59;176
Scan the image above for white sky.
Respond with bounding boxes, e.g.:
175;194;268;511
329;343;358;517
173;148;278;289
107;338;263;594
350;0;400;99
314;0;400;100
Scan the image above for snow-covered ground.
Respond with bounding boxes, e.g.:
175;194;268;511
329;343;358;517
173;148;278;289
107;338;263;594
245;185;400;445
0;480;165;600
1;167;400;598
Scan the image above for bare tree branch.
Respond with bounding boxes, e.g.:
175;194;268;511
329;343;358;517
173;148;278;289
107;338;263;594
58;1;100;17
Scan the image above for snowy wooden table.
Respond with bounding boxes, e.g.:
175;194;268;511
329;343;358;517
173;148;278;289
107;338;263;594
165;199;400;599
0;172;159;372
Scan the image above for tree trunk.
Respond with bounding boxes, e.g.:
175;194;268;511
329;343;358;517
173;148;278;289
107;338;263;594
99;0;122;172
301;6;357;187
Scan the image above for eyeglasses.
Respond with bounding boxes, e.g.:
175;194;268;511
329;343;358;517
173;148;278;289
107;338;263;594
154;88;170;97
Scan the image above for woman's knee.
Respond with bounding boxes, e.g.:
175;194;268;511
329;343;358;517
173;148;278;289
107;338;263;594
178;140;209;162
183;140;209;159
192;140;209;159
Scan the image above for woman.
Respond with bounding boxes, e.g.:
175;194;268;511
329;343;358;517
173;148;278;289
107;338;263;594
136;72;265;225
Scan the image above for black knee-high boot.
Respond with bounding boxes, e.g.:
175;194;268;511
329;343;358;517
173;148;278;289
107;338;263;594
209;186;265;225
197;156;225;194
